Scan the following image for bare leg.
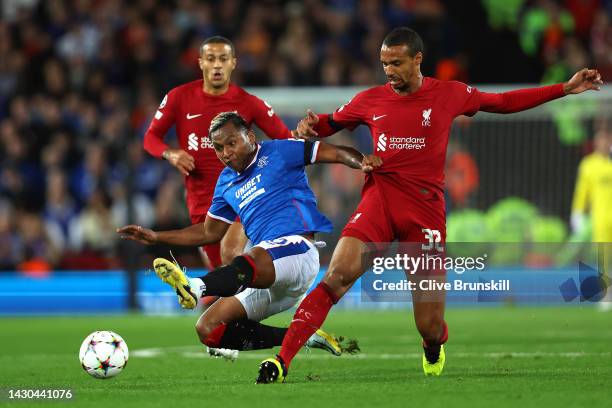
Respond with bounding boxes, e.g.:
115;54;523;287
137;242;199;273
322;237;372;298
195;296;289;351
244;246;276;288
411;273;447;346
196;297;247;344
410;267;448;375
220;222;249;265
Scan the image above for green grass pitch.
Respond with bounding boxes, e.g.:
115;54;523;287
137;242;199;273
0;307;610;408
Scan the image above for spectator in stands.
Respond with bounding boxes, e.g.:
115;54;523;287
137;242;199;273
43;167;78;251
591;9;612;79
68;188;117;256
0;200;22;271
446;140;480;211
70;142;112;205
16;210;60;276
520;0;575;58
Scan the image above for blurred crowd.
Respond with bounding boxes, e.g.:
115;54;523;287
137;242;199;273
1;0;611;272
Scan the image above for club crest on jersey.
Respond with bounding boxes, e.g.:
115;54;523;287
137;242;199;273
422;108;432;127
257;155;269;168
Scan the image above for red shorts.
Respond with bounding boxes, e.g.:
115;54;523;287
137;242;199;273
342;181;446;277
341;180;446;246
201;243;222;268
191;211;222;268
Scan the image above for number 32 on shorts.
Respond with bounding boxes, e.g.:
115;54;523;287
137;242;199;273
422;228;444;252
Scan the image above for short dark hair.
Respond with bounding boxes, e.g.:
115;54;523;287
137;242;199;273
382;27;424;57
200;35;236;56
209;111;249;137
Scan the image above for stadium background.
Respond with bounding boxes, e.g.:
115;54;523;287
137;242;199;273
0;0;611;313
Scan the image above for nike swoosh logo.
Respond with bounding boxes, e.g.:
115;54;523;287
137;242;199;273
186;113;202;119
373;114;387;121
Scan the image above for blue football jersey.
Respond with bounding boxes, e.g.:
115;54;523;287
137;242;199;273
207;139;333;244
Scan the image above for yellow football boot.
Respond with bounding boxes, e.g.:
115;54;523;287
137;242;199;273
153;258;197;309
423;344;445;376
256;357;287;384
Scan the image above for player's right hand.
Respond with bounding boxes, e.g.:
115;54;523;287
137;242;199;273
563;68;603;94
361;154;382;172
162;149;195;176
116;225;158;245
295;109;319;139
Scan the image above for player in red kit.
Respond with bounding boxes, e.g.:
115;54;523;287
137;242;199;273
256;27;603;383
144;36;292;268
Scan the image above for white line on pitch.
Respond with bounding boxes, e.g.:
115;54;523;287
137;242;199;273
132;347;611;360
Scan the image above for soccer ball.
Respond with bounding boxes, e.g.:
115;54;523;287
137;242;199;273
79;331;129;379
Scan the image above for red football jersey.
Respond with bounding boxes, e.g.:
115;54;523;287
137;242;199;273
144;80;292;221
332;77;481;197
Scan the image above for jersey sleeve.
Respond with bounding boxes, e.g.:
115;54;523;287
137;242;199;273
207;181;236;224
330;91;368;131
143;90;178;158
249;95;292;139
444;81;482;117
478;83;565;114
276;139;320;168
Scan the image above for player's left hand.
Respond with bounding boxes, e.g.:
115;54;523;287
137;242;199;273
361;154;382;172
564;68;603;94
116;225;158;245
295;109;319;139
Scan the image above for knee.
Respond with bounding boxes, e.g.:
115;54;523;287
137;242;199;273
322;267;356;299
414;314;445;344
195;319;225;347
195;319;211;344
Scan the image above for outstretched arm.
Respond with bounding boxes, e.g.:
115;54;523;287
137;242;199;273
117;216;231;246
480;68;603;114
314;141;382;172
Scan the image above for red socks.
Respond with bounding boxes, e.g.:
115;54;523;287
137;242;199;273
278;282;338;367
203;323;227;347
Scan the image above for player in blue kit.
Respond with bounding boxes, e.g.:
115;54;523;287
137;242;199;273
118;111;381;358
